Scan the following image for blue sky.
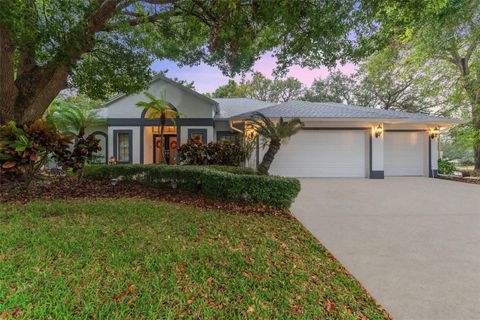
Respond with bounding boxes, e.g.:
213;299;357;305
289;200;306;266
151;53;357;94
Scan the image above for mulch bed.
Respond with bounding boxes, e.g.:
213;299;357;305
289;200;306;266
0;176;291;218
438;176;480;185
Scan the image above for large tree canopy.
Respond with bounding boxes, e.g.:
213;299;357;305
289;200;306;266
210;72;304;102
0;0;379;125
373;0;480;168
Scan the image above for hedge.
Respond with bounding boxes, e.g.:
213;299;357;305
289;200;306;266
84;164;301;210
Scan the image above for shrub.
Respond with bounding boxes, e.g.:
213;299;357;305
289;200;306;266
200;165;256;175
438;159;456;175
0;120;72;184
178;139;250;166
84;164;300;210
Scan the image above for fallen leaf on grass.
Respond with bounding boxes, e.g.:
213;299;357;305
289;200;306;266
207;277;214;283
247;306;255;313
326;299;337;313
115;284;136;303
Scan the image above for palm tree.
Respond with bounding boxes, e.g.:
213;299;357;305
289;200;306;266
136;92;180;164
250;112;303;175
45;100;105;138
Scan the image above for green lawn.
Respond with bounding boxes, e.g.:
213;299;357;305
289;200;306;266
0;199;389;319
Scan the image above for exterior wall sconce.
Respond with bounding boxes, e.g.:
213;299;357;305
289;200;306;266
374;125;383;138
430;127;440;139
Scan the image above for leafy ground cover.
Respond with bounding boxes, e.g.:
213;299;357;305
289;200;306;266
0;199;391;319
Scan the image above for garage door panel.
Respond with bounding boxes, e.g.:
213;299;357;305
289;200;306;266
384;132;426;176
269;130;367;178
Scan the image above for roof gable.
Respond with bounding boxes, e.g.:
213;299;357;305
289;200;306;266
102;74;217;109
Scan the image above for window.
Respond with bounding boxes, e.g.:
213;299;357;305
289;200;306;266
217;131;236;142
114;130;132;163
188;129;207;144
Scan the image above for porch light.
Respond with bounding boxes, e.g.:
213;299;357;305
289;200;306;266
374;125;383;138
430;127;440;139
242;191;249;203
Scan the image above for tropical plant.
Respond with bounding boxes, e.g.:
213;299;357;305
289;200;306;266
250;112;303;175
178;139;250;166
0;120;72;185
136;92;180;164
45;100;105;138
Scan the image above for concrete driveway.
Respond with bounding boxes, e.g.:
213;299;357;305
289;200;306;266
292;178;480;320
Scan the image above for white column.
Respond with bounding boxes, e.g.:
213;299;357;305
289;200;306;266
370;125;384;179
430;136;439;177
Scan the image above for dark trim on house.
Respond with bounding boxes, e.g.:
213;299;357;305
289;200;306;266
303;127;370;131
216;131;235;141
187;128;208;144
370;171;385;179
91;131;108;164
176;125;181;164
113;130;133;164
107;118;214;126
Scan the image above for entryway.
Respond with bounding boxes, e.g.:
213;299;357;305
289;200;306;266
153;134;177;164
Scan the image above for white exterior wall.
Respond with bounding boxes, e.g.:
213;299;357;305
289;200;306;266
106;78;215;119
108;126;141;164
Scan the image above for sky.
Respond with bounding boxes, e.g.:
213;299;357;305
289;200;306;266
151;53;357;94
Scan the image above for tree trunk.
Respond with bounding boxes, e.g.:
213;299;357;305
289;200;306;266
473;102;480;171
257;139;281;175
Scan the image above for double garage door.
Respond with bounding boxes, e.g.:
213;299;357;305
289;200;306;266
268;130;427;178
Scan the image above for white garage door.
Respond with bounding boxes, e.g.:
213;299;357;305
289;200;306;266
384;132;427;176
268;130;367;178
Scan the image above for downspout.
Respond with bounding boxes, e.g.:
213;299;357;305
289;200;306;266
229;120;244;134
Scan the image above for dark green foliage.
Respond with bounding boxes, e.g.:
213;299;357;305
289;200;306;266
84;165;300;210
201;165;256;175
178;140;249;166
438;159;456;175
0;120;72;183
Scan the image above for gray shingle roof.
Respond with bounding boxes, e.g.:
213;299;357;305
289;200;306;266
233;100;462;123
214;98;274;119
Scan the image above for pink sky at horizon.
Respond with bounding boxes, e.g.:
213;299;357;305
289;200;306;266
152;53;357;94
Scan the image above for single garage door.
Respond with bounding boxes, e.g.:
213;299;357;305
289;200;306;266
384;132;427;176
268;130;368;178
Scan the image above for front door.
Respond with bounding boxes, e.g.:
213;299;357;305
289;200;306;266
154;135;177;165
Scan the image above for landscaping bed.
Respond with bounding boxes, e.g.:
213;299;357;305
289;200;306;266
0;199;391;319
0;176;288;217
84;164;301;210
438;176;480;185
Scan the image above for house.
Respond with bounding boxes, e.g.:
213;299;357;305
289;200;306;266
88;75;461;179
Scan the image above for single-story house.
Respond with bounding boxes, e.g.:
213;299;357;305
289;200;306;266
88;75;461;179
